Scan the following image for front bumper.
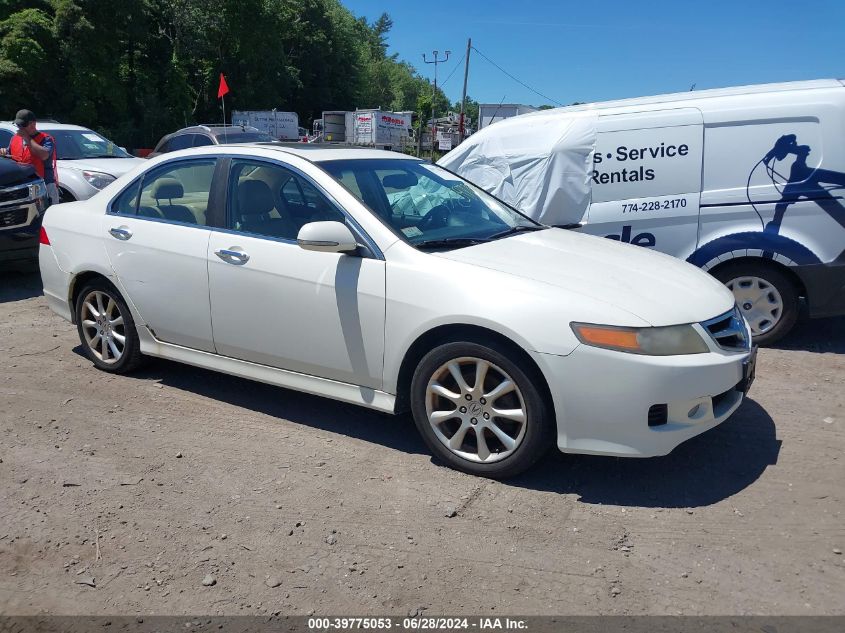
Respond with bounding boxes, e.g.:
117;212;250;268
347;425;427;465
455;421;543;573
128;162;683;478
533;341;752;458
0;198;45;262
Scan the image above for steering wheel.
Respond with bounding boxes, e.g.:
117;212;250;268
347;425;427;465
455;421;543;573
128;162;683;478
418;204;451;230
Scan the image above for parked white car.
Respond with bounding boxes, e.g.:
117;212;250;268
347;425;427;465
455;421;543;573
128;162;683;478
0;122;144;202
38;145;756;477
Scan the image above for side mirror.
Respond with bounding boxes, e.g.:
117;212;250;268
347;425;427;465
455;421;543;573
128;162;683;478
296;221;358;254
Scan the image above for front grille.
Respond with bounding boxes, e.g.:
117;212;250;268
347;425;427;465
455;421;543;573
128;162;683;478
0;184;29;204
0;207;29;228
647;404;668;427
702;307;750;351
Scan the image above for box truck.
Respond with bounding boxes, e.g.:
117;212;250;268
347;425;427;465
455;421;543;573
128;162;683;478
315;110;412;148
440;79;845;343
231;110;300;141
350;109;413;149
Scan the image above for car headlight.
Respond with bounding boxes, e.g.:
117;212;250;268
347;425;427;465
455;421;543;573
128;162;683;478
571;322;709;355
27;181;47;200
82;170;116;190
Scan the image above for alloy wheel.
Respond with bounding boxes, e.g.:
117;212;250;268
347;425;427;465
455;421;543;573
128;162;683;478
80;290;126;364
425;356;527;463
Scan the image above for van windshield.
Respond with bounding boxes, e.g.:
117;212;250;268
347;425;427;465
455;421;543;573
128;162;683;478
317;158;542;249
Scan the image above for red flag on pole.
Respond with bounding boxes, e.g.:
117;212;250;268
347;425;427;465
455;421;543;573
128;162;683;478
217;73;229;99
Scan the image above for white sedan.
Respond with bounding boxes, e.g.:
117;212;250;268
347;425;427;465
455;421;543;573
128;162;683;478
38;145;756;478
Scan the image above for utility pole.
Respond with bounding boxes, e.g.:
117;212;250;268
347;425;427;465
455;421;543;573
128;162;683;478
423;49;450;159
459;38;471;142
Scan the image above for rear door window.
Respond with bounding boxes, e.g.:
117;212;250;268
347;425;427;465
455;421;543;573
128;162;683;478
133;159;216;225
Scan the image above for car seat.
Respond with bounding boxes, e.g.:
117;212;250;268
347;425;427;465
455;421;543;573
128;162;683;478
151;178;197;224
237;179;297;239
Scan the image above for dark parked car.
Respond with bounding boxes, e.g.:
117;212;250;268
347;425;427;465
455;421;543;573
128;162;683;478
148;125;274;158
0;158;50;264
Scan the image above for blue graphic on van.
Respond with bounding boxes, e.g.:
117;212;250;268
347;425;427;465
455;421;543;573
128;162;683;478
687;231;821;268
746;134;845;234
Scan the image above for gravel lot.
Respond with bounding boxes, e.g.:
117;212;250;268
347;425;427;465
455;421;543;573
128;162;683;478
1;269;843;616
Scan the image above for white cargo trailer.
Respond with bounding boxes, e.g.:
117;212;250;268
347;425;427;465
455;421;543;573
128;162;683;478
350;109;413;149
317;111;352;144
231;110;300;141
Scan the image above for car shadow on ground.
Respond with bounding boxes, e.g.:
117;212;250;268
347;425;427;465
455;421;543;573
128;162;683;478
94;348;779;508
0;269;42;303
507;398;780;507
768;314;845;354
103;354;431;458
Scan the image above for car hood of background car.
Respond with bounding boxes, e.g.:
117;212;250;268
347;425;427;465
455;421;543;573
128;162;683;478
435;228;735;327
59;157;144;177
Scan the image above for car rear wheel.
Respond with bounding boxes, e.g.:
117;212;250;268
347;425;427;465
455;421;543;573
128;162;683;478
410;341;553;478
75;279;144;373
713;261;799;345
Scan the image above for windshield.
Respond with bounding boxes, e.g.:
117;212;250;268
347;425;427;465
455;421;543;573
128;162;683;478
45;129;132;160
318;158;541;248
215;131;274;144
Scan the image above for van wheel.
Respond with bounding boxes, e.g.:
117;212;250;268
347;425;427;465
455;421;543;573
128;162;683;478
713;261;798;345
59;188;75;204
410;341;553;479
74;279;145;373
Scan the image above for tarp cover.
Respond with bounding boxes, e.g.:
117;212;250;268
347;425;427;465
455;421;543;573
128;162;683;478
438;109;597;226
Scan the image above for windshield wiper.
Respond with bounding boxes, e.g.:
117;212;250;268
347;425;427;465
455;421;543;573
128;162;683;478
82;154;128;159
487;225;547;240
414;237;490;250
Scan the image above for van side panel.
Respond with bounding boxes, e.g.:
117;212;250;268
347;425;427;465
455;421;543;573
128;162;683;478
580;109;704;258
694;96;845;316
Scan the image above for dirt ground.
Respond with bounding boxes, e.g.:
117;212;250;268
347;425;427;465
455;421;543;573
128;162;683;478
0;269;843;617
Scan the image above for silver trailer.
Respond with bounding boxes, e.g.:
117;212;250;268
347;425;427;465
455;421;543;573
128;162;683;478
231;110;300;141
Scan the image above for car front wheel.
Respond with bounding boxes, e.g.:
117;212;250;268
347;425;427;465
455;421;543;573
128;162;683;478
410;341;553;478
75;279;144;373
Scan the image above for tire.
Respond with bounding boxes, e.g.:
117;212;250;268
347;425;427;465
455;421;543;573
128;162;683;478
59;188;75;204
410;340;553;479
712;261;799;345
74;278;145;373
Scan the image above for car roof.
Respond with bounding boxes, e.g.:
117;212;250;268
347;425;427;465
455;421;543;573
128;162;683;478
158;143;420;163
171;125;263;135
0;121;92;132
254;143;419;162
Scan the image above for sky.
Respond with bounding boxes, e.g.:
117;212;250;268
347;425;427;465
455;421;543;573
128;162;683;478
341;0;845;108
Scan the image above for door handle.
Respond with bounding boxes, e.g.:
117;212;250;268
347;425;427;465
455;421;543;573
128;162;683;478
108;227;132;240
215;248;250;265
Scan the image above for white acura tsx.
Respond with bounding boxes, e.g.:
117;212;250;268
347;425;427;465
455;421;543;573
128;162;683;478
38;144;756;478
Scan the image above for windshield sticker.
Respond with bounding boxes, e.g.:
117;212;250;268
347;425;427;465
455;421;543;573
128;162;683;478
402;226;423;238
82;133;104;143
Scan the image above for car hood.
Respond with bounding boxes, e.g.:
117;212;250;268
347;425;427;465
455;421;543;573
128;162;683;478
58;157;144;177
435;228;735;327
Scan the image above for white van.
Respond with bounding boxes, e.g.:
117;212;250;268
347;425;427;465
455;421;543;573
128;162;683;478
439;79;845;343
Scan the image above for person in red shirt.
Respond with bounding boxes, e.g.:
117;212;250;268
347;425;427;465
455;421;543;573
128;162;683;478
1;109;59;204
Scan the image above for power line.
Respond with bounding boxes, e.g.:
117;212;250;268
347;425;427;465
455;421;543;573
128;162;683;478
439;53;465;89
471;46;565;107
